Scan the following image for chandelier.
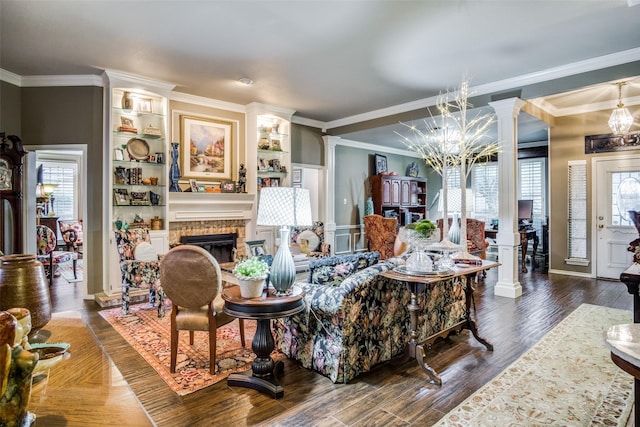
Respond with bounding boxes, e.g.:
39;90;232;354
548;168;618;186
608;81;634;135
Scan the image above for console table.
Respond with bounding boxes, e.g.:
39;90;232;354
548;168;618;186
485;228;538;272
381;260;499;385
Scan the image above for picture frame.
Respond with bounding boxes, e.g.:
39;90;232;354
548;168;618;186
245;240;267;257
258;158;269;171
292;168;302;184
138;97;152;113
221;180;236;193
180;115;233;181
114;147;124;161
375;154;388;175
270;177;280;187
269;158;281;172
271;139;282;151
113;188;130;206
189;179;199;193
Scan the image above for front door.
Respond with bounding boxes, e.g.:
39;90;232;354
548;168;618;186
595;155;640;279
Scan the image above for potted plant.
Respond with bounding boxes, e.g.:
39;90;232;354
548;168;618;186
232;257;269;298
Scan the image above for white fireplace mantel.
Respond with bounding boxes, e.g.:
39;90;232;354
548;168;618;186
168;192;256;221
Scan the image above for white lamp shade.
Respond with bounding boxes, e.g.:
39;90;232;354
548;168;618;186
257;187;313;227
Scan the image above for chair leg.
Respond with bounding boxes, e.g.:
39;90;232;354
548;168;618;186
49;252;54;287
72;259;77;279
209;321;216;375
170;316;178;373
239;318;246;348
189;331;194;345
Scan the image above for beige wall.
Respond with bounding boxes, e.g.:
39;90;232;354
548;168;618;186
549;107;640;273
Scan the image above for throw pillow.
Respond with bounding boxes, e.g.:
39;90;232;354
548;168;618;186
133;242;158;261
310;261;356;286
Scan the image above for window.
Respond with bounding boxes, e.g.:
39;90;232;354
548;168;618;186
471;162;499;223
566;160;588;265
38;154;80;224
518;158;546;230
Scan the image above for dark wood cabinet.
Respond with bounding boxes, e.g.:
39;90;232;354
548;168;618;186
369;175;427;226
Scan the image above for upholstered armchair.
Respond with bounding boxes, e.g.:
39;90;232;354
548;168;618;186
58;219;83;255
113;228;165;317
436;217;489;258
363;214;398;260
36;224;78;286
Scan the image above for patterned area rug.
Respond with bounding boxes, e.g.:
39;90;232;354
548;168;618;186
435;303;634;426
99;302;274;396
58;259;83;283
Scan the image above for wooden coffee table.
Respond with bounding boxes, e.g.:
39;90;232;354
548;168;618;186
222;285;305;399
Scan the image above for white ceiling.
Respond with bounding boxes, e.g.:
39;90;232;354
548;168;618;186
2;0;640;146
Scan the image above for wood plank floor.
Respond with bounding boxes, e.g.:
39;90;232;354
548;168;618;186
39;264;633;426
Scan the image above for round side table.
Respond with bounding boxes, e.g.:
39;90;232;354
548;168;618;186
222;285;304;399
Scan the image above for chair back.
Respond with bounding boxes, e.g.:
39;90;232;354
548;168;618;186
160;245;222;309
58;219;83;249
436;217;487;254
113;228;152;261
36;225;56;255
363;214;398;260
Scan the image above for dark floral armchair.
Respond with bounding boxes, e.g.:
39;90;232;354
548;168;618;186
114;228;165;317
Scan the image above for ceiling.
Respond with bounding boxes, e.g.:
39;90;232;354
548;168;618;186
2;0;640;147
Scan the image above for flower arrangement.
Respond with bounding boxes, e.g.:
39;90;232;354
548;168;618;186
405;219;436;238
232;257;269;280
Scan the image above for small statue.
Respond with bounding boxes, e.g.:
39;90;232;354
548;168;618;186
237;163;247;193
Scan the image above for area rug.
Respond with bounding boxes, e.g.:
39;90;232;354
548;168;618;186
435;303;634;426
99;302;277;396
58;259;83;283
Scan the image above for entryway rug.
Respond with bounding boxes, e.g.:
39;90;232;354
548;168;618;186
435;303;634;426
99;302;274;396
58;259;83;283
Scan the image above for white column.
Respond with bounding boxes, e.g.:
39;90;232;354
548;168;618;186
488;98;526;298
322;136;338;255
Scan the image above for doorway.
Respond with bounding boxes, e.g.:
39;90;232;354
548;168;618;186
25;144;88;299
594;154;640;279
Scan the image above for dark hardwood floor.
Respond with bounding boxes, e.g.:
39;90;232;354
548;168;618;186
46;263;632;426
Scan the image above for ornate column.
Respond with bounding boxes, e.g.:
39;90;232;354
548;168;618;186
322;136;338;255
488;98;526;298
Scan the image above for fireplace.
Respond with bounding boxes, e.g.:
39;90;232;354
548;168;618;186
180;233;237;263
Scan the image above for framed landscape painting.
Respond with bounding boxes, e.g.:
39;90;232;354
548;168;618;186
180;115;233;181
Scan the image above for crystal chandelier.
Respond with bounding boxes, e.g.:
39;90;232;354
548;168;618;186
608;82;634;135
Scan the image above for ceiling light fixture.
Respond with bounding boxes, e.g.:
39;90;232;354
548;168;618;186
608;81;634;135
237;77;254;86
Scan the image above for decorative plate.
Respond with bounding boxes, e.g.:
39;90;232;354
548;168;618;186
126;138;150;160
393;265;454;277
296;230;320;254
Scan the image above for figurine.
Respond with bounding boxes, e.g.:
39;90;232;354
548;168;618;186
237;163;247;193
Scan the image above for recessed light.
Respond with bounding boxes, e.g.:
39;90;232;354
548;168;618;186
237;78;254;86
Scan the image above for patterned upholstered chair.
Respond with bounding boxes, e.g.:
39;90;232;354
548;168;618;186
114;228;165;317
363;214;398;260
36;224;77;286
436;217;489;259
58;219;83;256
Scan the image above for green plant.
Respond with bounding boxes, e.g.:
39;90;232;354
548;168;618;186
232;257;269;280
405;219;436;237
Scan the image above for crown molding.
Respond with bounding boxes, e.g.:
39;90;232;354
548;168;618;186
291;115;327;131
0;69;104;87
170;91;245;113
326;47;640;130
0;69;21;86
335;136;422;159
531;94;640;117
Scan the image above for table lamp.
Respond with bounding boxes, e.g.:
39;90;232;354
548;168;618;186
256;187;312;295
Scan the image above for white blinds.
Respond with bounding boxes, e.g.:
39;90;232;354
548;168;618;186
471;162;499;223
39;161;78;221
518;158;546;226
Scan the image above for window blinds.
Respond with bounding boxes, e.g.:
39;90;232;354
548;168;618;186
567;160;587;261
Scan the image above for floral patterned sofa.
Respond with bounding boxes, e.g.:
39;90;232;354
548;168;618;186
274;251;468;383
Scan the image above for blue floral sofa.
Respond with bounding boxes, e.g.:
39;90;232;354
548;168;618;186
274;252;467;383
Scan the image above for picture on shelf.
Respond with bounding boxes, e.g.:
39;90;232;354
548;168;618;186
375;154;387;175
189;179;199;193
221;180;236;193
269;158;281;172
180;115;233;181
258;158;268;170
114;148;124;161
137;98;152;113
245;240;267;257
292;168;302;183
113;188;130;206
271;139;282;151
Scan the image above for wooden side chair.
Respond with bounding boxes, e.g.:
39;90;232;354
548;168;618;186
160;244;246;375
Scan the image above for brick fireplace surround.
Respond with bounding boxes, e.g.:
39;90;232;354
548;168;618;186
169;219;248;258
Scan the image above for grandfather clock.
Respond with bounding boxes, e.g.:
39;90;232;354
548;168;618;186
0;133;26;255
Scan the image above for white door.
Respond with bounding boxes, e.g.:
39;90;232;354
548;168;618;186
595;155;640;279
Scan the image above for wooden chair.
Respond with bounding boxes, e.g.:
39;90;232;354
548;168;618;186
160;244;246;375
363;214;398;260
36;224;77;286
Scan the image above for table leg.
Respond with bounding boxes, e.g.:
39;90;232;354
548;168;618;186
520;232;528;273
464;274;493;351
227;318;284;399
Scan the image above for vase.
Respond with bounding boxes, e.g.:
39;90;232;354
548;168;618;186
448;213;461;245
237;278;265;298
365;197;374;216
121;91;134;111
0;254;51;336
169;142;182;192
